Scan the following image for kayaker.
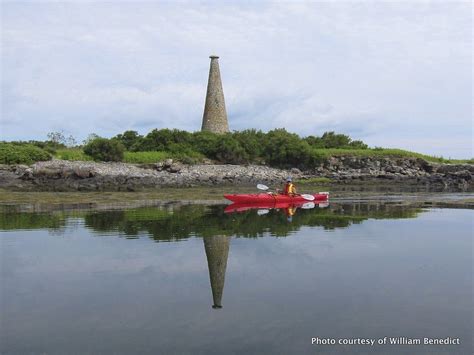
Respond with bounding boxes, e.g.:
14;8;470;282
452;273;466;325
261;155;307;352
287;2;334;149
283;177;297;196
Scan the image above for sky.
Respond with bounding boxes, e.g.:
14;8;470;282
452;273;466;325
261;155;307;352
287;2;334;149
1;1;472;158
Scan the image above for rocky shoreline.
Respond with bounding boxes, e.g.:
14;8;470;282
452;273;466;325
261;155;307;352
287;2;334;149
0;157;473;192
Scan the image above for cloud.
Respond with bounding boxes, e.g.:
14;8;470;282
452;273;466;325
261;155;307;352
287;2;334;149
1;1;471;157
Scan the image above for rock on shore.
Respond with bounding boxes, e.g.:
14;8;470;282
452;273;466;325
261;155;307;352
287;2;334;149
0;157;472;191
313;156;473;190
0;159;294;191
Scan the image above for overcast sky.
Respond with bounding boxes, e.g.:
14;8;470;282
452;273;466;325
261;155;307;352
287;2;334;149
1;1;472;158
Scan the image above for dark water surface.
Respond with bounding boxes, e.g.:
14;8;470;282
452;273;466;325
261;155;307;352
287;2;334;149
1;199;472;354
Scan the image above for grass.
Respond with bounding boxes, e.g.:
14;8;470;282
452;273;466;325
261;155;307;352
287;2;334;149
299;177;332;184
55;148;93;161
312;148;473;164
55;149;174;164
124;151;172;163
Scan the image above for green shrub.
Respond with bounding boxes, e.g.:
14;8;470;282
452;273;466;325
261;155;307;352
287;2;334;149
4;140;64;155
349;140;368;149
305;132;368;149
232;129;265;161
83;138;125;162
0;143;51;165
263;129;314;168
134;128;193;151
113;130;143;150
191;131;220;156
213;134;249;164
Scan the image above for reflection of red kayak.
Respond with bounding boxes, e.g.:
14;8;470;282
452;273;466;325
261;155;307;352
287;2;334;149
224;201;311;213
224;192;329;203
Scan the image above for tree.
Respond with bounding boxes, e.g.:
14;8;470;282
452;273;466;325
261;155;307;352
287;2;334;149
65;135;77;148
114;130;142;150
320;132;351;148
47;131;66;145
349;140;368;149
83;133;101;146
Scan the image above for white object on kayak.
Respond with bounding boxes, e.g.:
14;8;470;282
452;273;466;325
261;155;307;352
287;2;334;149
301;202;315;209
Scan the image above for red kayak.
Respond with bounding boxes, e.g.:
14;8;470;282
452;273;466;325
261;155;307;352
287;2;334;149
224;192;329;204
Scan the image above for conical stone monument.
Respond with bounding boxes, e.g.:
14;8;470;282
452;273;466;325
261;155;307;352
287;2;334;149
201;55;229;133
203;235;231;309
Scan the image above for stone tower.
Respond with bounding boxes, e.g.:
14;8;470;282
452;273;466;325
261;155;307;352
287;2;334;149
201;55;229;133
203;235;231;309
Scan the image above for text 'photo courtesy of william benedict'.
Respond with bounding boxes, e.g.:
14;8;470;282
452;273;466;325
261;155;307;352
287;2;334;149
311;336;461;348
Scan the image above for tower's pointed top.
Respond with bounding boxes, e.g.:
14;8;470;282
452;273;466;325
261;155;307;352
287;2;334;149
210;55;219;59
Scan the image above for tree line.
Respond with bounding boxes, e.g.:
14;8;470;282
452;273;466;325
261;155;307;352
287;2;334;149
89;129;368;168
1;128;368;168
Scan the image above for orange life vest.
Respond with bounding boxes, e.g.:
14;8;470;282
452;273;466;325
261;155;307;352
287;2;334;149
284;182;296;195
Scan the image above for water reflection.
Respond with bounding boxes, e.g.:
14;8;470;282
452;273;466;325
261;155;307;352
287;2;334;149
0;201;428;238
0;201;431;311
1;200;472;354
204;235;230;309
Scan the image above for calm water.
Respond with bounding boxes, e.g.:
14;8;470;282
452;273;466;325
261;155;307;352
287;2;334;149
0;200;472;354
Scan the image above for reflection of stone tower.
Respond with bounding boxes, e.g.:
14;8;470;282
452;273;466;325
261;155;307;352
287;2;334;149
203;235;230;309
201;55;229;133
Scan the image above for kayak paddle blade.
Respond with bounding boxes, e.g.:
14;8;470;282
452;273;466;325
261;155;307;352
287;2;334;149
257;184;269;191
301;194;315;201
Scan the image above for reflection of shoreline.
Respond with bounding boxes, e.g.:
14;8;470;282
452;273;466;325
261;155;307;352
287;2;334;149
1;192;473;215
1;200;472;237
204;236;230;309
0;199;225;214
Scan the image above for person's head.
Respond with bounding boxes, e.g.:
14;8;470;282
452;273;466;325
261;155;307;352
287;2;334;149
286;176;292;183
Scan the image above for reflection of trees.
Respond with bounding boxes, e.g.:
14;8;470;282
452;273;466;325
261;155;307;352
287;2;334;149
78;203;426;241
0;202;426;238
0;212;66;230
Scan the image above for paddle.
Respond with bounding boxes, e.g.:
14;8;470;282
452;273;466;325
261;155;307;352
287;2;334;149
256;184;270;191
256;184;315;201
